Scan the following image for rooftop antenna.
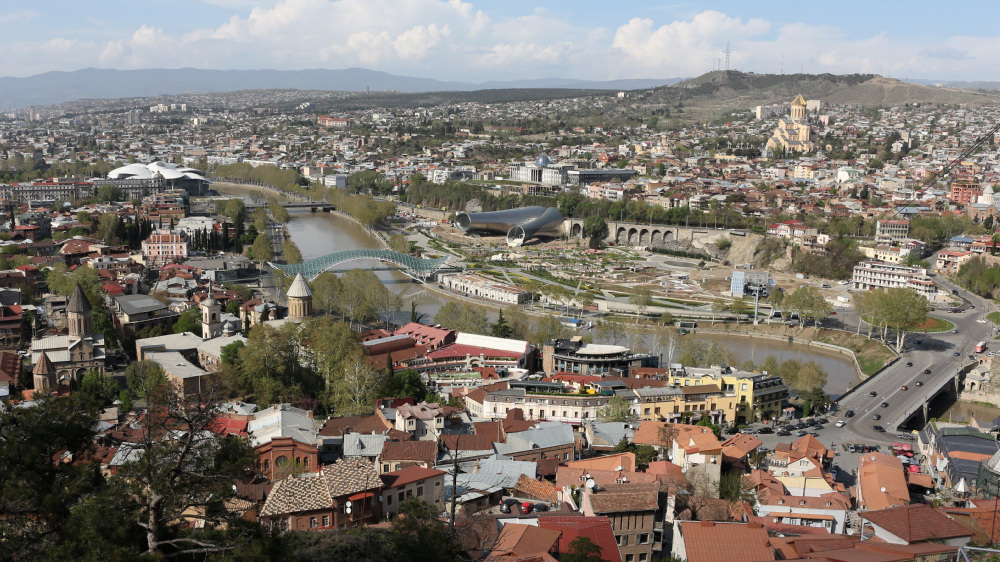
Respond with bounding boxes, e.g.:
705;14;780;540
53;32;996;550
724;42;731;71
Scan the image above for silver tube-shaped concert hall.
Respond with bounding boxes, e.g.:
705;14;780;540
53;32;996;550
454;206;564;247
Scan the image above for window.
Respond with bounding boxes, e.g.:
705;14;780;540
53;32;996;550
741;383;748;391
625;555;634;562
644;408;650;415
387;495;393;506
383;464;390;472
322;515;329;527
616;535;623;546
309;517;317;528
638;533;649;544
398;492;404;503
417;486;424;497
406;489;413;498
639;554;647;562
563;452;569;460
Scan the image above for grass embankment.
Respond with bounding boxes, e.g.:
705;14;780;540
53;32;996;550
988;311;1000;325
914;316;955;333
810;329;896;376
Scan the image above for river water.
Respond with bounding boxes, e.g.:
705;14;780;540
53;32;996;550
214;184;859;396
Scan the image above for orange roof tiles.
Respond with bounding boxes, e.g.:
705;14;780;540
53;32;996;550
862;503;972;544
679;521;774;562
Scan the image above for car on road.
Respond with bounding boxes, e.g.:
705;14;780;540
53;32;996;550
873;413;882;420
881;402;889;408
924;369;932;374
953;351;961;356
901;385;908;391
952;329;958;334
873;425;886;432
845;410;855;418
915;381;923;386
869;391;878;397
835;420;846;428
758;427;773;434
906;361;913;367
818;418;829;424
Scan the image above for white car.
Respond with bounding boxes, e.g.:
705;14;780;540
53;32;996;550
835;420;846;428
977;319;987;324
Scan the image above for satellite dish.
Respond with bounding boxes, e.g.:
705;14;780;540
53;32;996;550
345;500;353;508
585;479;595;490
346;506;352;514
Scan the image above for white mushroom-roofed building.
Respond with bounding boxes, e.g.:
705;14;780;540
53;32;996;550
108;161;209;182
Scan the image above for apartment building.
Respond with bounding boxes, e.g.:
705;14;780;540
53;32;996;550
851;260;937;300
875;219;910;245
141;229;189;268
632;384;737;426
640;364;788;424
470;387;612;425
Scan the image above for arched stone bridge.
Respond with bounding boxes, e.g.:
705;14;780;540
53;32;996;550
563;219;750;247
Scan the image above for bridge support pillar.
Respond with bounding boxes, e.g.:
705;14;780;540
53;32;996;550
922;402;929;425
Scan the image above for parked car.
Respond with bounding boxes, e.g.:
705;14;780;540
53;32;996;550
915;381;923;387
900;385;908;391
758;427;774;434
499;499;521;514
881;402;889;408
532;503;549;512
872;414;882;420
869;391;878;397
953;351;961;356
906;362;913;367
873;425;886;432
835;420;846;428
777;430;791;436
520;502;534;514
924;369;931;374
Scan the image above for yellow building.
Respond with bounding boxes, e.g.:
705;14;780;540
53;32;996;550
649;365;788;424
633;384;738;426
766;94;816;153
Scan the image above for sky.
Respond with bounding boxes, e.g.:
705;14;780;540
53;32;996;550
3;1;1000;82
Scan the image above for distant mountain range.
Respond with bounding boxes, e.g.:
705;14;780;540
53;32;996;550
0;67;684;111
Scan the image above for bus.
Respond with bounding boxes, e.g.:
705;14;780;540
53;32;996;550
975;341;987;353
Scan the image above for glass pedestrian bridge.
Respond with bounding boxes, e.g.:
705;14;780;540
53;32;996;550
269;249;450;281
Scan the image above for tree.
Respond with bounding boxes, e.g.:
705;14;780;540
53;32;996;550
562;536;603;562
582;215;607;249
249;233;274;263
434;302;488;334
79;369;119;406
96;184;123;202
388;233;411;254
172;307;202;334
332;350;382;415
96;212;121;244
281;239;303;264
730;297;749;324
490;308;513;338
220;340;245;366
711;299;728;325
311;272;343;316
116;360;256;557
598;395;638;422
379;369;428;403
0;397;104;560
628;285;652;323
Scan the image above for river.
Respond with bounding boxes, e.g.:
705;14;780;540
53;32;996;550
214;183;860;396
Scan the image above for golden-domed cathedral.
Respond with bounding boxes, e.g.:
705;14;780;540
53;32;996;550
766;94;816;153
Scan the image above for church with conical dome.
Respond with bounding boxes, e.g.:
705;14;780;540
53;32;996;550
30;283;106;390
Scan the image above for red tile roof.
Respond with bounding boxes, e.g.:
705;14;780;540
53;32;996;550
536;515;621;562
862;503;972;543
679;521;775;562
379;440;437;465
379;465;445;489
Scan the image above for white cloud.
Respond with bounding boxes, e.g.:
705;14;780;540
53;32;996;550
3;5;1000;81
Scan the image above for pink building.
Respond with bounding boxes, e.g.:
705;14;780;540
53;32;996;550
141;230;188;268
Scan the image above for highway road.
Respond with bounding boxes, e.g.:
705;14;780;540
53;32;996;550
835;275;995;444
